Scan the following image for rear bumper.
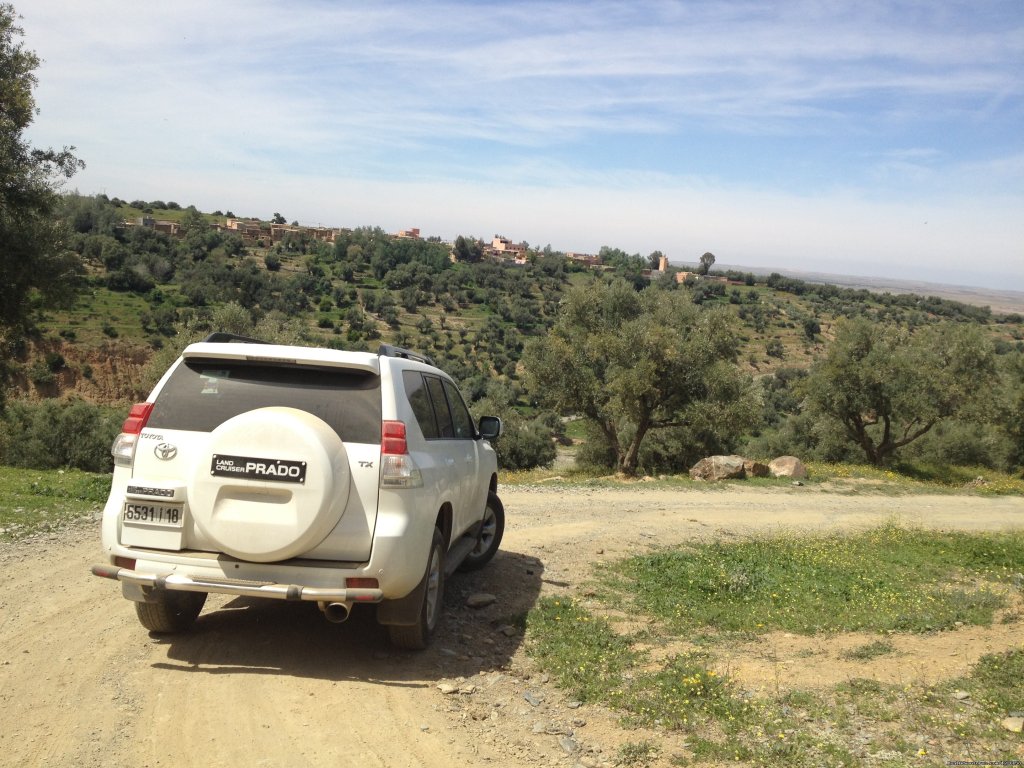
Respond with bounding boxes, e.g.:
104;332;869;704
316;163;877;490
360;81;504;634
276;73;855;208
90;563;383;603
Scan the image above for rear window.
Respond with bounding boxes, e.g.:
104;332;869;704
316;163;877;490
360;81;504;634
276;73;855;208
148;360;382;444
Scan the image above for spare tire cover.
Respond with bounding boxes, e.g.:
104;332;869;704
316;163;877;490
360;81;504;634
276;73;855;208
188;407;351;562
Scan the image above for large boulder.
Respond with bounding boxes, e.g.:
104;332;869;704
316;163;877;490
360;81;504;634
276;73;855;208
769;456;807;479
689;455;747;482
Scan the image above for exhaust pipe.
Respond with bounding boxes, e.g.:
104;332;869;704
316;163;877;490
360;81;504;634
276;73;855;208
320;601;351;624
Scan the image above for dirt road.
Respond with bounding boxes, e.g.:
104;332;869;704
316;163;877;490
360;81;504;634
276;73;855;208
1;485;1021;768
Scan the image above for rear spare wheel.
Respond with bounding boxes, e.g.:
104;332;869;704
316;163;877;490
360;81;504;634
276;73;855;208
188;407;351;562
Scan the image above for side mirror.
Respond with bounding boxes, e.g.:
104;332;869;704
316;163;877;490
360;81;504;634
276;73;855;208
478;416;502;440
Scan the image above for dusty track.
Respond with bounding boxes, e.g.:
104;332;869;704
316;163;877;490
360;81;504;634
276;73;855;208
1;485;1021;767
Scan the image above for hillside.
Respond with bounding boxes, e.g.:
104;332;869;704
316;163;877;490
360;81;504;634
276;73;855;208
10;194;1024;409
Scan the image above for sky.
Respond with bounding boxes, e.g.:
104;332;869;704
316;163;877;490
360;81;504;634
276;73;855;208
18;0;1024;291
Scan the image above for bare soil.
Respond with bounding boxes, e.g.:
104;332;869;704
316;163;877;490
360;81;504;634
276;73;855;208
1;485;1021;767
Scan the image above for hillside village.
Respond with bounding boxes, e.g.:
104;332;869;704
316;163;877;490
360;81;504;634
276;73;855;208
129;214;723;285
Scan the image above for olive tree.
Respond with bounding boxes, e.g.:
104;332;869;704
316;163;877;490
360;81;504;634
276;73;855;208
803;318;998;466
523;279;756;476
0;4;84;337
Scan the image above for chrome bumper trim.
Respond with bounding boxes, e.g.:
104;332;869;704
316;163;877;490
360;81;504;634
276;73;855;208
91;564;383;603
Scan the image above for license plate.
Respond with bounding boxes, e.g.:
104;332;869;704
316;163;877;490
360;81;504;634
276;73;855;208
122;502;184;527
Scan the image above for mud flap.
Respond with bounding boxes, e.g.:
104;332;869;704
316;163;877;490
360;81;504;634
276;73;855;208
376;571;428;626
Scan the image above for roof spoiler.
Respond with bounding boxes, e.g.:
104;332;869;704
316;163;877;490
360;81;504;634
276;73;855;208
202;332;270;344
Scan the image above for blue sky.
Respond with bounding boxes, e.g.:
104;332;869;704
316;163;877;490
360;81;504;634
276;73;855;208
20;0;1024;290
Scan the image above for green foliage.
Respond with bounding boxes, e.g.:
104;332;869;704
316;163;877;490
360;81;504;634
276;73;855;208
804;318;999;465
0;5;84;339
12;184;1024;480
0;399;122;472
524;279;757;475
472;396;557;471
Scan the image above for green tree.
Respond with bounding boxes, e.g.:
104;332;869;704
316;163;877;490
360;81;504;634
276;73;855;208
453;235;483;263
698;251;715;275
803;318;998;466
0;4;84;338
523;279;755;476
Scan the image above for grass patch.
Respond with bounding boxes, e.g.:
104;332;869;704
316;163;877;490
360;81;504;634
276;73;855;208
526;525;1024;766
0;466;109;540
808;461;1024;496
606;525;1022;634
526;597;637;704
840;639;897;661
966;649;1024;715
499;461;1024;496
615;739;660;767
527;598;851;766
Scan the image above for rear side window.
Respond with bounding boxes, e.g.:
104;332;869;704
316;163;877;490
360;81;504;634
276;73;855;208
403;371;439;439
148;360;382;443
403;371;475;440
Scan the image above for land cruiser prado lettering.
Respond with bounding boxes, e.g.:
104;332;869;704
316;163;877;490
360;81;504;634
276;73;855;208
92;334;503;649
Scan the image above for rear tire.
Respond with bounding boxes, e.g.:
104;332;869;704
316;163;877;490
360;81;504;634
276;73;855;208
458;492;504;572
135;591;207;633
389;527;445;650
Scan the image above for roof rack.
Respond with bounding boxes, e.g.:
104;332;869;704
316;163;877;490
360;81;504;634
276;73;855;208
377;344;434;366
202;332;270;345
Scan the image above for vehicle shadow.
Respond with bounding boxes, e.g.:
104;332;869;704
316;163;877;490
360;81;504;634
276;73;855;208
149;548;544;684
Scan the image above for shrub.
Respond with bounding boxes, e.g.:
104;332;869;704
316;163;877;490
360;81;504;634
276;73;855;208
471;398;557;471
0;400;123;472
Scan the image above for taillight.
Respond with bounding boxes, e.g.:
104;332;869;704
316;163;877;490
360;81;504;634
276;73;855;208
381;420;407;454
380;420;421;488
122;402;154;434
111;402;154;467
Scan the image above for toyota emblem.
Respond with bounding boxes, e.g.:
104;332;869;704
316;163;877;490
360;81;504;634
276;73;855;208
155;443;178;461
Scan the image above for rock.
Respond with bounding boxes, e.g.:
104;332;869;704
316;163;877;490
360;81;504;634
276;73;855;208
689;455;747;482
953;690;970;701
466;593;497;609
1001;716;1024;733
437;683;459;695
499;625;518;637
523;691;544;707
769;456;807;479
559;735;579;754
743;459;770;478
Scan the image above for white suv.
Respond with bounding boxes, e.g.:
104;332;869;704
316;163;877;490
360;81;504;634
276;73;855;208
92;334;503;649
